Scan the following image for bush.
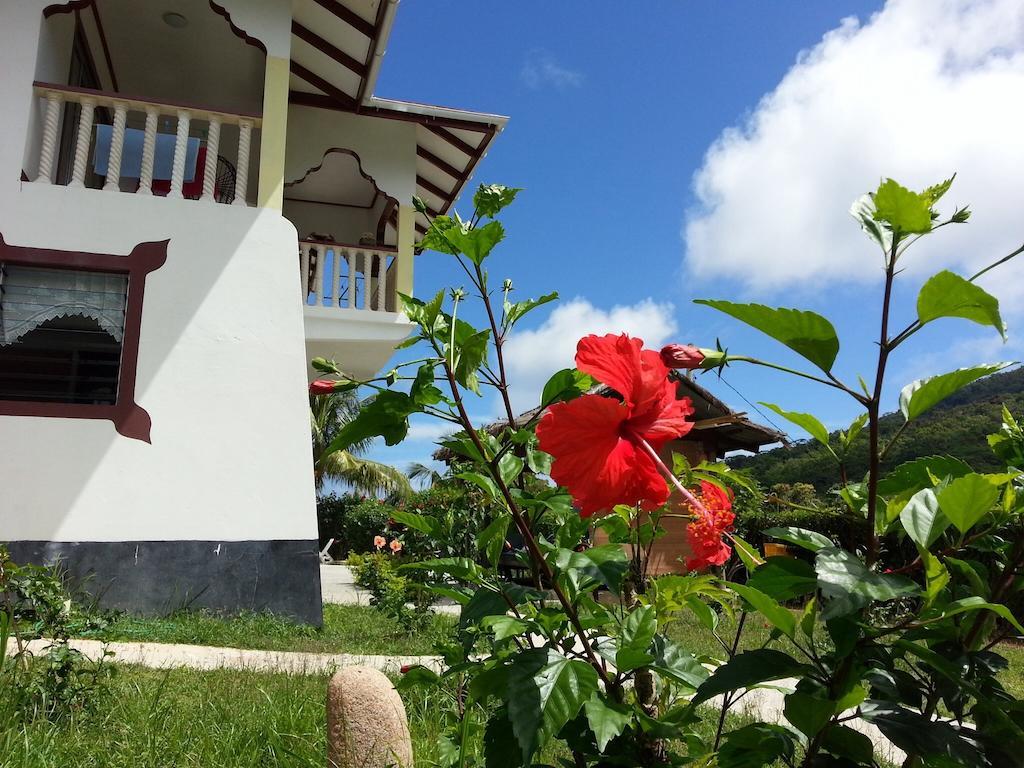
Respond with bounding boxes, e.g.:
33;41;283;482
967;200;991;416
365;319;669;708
0;547;114;721
347;552;433;631
317;494;393;557
733;482;870;552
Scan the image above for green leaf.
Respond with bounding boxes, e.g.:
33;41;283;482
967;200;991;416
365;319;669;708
693;300;839;373
497;454;524;487
899;488;950;548
410;364;443;406
693;649;811;705
860;701;983;765
784;691;835;737
540;368;593;407
899;363;1012;421
822;725;874;764
583;695;631;753
615;605;656;672
507;649;599;762
917;270;1005;339
443;220;505;265
390;510;444;538
878;455;973;498
456;471;500;501
727;583;797;638
815;547;919;619
921;175;955;206
504;292;558;329
872;178;933;235
483;615;530;642
759;404;836;458
850;193;893;252
417;216;460;256
461;587;509;630
446;319;491;395
936;472;1002;533
325;390;415;451
478;515;510;566
763;526;834;552
649;635;709;690
717;723;796;768
401;557;484;582
473;184;521;218
839;412;869;453
746;558;818;602
926;596;1024;634
920;548;949;607
730;533;765;573
554;545;628;596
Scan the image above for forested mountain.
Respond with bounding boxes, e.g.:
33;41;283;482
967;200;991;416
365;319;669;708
728;367;1024;492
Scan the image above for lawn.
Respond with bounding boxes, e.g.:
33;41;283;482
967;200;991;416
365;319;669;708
77;603;455;657
0;663;756;768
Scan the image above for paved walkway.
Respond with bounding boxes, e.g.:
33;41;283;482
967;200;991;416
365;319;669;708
321;564;460;615
21;638;444;676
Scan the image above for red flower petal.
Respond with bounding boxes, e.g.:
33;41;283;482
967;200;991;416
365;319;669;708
575;334;645;407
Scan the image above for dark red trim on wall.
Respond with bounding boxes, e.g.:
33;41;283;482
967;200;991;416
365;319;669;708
208;1;268;55
0;234;167;443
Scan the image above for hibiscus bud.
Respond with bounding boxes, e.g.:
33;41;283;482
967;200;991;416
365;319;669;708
660;345;729;371
309;379;337;395
660;344;705;369
399;664;412;674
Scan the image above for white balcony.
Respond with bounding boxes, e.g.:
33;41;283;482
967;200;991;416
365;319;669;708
299;238;412;379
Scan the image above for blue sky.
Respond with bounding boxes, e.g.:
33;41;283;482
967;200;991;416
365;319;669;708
351;0;1024;479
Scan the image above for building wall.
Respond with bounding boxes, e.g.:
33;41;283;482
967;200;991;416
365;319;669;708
0;1;322;622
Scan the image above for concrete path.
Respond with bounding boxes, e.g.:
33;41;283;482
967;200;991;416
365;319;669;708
21;638;444;676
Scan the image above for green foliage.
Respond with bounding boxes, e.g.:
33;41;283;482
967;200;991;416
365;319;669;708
917;270;1005;339
348;552;434;630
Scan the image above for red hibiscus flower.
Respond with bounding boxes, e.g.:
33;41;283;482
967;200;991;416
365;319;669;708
660;344;705;370
684;481;735;570
536;334;695;517
309;379;337;395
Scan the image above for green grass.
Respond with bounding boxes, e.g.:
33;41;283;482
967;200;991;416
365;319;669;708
0;664;754;767
78;604;455;657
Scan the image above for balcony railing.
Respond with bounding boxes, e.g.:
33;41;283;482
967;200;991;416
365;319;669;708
300;240;400;314
30;82;261;205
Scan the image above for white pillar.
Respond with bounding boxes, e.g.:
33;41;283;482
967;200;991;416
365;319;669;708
35;92;63;184
375;253;386;311
331;247;342;309
300;243;311;301
137;107;159;195
233;118;252;206
103;102;128;192
347;250;357;308
168;110;191;199
68;98;95;188
314;247;325;306
200;117;222;202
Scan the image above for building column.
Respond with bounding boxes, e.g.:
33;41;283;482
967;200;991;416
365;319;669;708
257;56;290;210
396;203;416;298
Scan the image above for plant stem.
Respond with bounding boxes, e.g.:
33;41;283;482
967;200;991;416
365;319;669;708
713;612;748;750
865;242;899;566
635;438;707;516
728;356;866;404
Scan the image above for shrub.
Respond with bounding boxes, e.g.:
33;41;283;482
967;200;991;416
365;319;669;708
317;494;394;556
347;552;433;631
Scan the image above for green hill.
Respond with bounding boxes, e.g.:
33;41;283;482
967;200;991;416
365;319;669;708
728;367;1024;492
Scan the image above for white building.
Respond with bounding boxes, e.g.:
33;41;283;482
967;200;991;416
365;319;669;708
0;0;506;624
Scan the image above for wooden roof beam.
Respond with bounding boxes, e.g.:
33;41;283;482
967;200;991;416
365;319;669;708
310;0;376;38
424;124;477;156
416;145;464;181
290;61;357;109
291;21;367;77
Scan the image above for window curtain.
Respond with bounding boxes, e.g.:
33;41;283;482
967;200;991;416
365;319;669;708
0;264;128;346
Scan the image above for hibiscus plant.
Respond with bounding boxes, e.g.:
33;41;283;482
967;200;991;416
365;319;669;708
312;178;1024;768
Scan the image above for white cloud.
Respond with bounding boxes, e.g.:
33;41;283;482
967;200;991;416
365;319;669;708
503;297;678;412
684;0;1024;305
520;50;584;89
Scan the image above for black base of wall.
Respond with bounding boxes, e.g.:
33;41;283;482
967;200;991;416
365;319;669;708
5;539;324;626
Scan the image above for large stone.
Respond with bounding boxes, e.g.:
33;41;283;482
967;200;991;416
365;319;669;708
327;665;413;768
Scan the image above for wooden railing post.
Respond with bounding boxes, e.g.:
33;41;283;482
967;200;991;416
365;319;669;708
233;118;252;206
103;102;128;192
168;110;191;199
200;116;221;202
35;91;63;184
68;98;95;188
137;106;159;195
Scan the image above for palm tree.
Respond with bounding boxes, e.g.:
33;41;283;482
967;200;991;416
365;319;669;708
407;461;445;488
310;390;411;498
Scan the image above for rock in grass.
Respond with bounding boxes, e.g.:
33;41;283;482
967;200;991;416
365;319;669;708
327;666;413;768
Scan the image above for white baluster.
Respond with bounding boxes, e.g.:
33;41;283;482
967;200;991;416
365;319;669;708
314;246;325;305
376;253;387;311
68;98;96;188
331;248;342;309
137;107;159;195
103;102;128;191
168;110;191;199
300;243;310;301
233;118;252;206
200;117;222;202
347;250;357;308
35;92;63;184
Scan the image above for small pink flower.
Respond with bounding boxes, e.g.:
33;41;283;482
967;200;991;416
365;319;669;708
373;535;386;550
659;344;706;370
389;539;403;554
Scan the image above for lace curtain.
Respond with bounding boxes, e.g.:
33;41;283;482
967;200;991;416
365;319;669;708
0;264;128;346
